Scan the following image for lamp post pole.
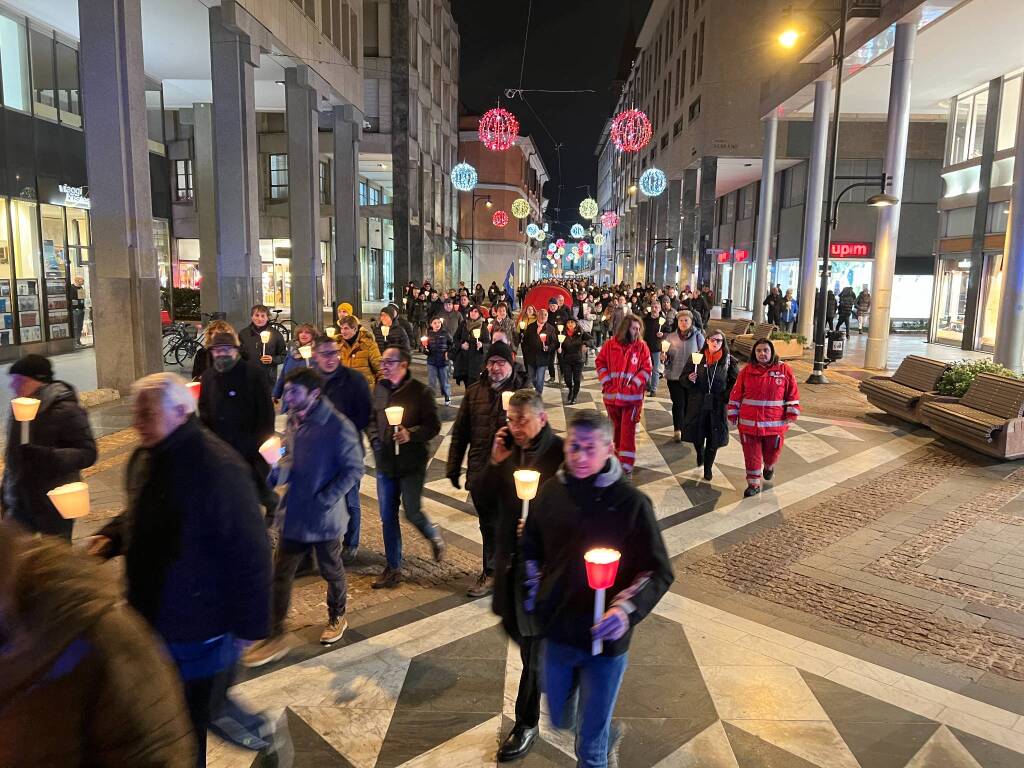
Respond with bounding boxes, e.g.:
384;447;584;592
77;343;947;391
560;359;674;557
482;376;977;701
469;193;492;290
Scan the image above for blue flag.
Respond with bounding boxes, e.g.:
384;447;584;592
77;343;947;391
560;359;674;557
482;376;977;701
503;262;515;307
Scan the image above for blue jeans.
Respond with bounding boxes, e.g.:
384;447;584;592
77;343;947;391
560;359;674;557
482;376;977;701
343;484;361;548
376;470;438;570
648;348;660;394
527;364;546;393
428;362;450;400
543;640;629;768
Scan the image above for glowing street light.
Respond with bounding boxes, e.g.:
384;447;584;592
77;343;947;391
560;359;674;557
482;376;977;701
778;28;800;48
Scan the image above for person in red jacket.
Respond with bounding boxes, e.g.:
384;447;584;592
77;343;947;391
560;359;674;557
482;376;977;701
595;314;652;473
727;338;800;497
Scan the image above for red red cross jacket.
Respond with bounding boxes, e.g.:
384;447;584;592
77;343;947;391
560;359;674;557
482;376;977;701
727;361;800;436
595;337;652;409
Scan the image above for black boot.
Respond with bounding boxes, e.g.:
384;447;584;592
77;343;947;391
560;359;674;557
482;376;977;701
743;485;761;498
498;723;538;762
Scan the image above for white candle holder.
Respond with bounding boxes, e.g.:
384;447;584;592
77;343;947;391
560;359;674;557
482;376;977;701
385;406;404;454
501;390;514;411
260;330;271;357
513;469;541;521
691;352;703;365
299;345;312;367
660;340;670;354
259;436;283;465
11;397;40;445
47;481;90;519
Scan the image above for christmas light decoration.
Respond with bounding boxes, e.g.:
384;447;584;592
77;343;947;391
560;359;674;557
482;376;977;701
610;109;653;153
579;197;599;220
526;223;540;238
570;223;586;238
450;162;478;192
478;107;519;152
536;230;546;241
492;210;509;228
556;238;566;248
547;242;557;254
582;242;592;254
557;247;565;256
594;233;606;246
511;198;531;219
639;167;667;197
601;211;620;230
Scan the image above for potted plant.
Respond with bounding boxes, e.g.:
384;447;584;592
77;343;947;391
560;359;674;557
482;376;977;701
770;331;807;360
937;359;1019;398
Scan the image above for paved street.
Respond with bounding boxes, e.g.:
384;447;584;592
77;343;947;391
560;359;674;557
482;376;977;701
47;354;1024;767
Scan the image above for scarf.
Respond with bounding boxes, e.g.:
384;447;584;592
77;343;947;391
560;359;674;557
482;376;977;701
704;346;724;365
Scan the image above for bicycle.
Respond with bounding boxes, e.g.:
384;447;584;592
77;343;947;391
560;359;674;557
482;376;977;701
268;308;293;342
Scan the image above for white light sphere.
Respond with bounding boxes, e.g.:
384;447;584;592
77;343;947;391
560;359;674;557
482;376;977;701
594;233;606;246
578;197;599;220
450;162;478;192
570;223;586;238
526;223;540;238
639;167;667;197
582;242;592;254
511;198;531;219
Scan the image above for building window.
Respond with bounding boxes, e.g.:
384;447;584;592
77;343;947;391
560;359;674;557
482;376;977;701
55;41;81;127
0;13;30;112
690;32;698;85
319;161;331;205
174;159;194;202
359;181;368;206
688;96;701;123
697;21;705;79
269;154;289;200
998;74;1021;152
369;186;381;206
948;85;989;165
29;27;57;121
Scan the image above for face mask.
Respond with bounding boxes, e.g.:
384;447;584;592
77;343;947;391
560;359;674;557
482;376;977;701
213;355;238;373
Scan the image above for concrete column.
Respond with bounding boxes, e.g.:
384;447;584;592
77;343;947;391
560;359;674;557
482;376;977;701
209;5;261;327
752;113;778;323
865;22;917;369
333;104;362;317
798;80;831;344
679;169;698;289
651;193;667;284
636;201;650;285
78;0;161;392
285;68;322;325
697;156;718;287
665;179;683;286
390;0;412;293
193;102;219;317
993;84;1024;372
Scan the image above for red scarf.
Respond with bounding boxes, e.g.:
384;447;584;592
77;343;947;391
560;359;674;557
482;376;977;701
704;346;724;365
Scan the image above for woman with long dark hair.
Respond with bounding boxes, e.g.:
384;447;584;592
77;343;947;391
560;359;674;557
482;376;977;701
681;329;739;481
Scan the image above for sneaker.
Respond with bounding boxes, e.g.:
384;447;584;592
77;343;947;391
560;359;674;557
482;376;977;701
444;398;452;406
320;616;348;645
372;568;403;589
241;635;290;668
430;535;446;563
743;485;761;498
763;467;775;481
467;572;495;598
341;546;359;566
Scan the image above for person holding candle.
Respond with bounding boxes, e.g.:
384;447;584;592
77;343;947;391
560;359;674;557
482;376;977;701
559;317;591;405
728;338;801;497
238;304;287;387
271;322;317;407
641;301;667;396
520;410;673;768
337;315;381;391
368;346;446;589
490;301;516;346
594;314;651;474
374;306;410;353
447;342;528;597
662;310;705;443
477;388;563;762
680;331;739;481
520;307;557;393
425;315;453;405
438;295;463;340
191;319;235;381
2;354;97;541
452;305;490;388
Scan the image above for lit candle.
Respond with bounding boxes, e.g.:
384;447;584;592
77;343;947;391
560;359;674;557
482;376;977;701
326;326;337;339
186;381;201;401
660;340;670;353
47;481;91;519
385;405;404;455
539;332;547;345
11;397;40;445
501;390;514;411
420;335;429;348
518;320;526;330
691;352;703;365
472;327;481;339
259;436;283;465
513;469;541;521
299;345;312;367
381;324;390;339
557;333;566;344
557;324;564;334
584;548;622;656
260;330;271;357
658;316;665;328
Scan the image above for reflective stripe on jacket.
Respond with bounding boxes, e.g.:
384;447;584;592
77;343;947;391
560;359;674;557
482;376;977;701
595;337;652;407
727;361;800;436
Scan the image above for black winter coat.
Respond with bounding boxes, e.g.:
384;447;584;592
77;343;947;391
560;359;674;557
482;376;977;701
2;381;97;539
198;358;276;468
369;372;441;478
453;319;491;385
681;354;740;450
99;418;272;643
374;321;410;352
642;315;665;356
520;321;557;367
446;367;529;488
558;329;591;366
239;323;287;387
426;327;452;367
320;365;372;432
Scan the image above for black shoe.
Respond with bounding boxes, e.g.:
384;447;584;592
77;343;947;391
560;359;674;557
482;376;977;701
695;448;703;467
498;724;538;762
743;485;761;498
763;467;775;481
341;546;359;566
703;465;713;481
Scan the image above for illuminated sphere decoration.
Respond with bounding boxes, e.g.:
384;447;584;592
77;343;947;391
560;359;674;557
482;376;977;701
639;167;668;197
601;211;620;230
478;107;520;152
547;242;557;254
556;238;566;248
594;233;606;246
557;246;565;256
582;242;592;254
492;210;509;228
610;109;653;153
526;223;540;238
570;223;586;239
536;230;546;241
579;197;599;220
511;198;531;219
450;162;478;192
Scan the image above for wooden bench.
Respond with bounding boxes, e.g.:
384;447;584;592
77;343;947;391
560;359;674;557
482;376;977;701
733;323;778;359
858;355;949;424
706;318;751;344
920;373;1024;459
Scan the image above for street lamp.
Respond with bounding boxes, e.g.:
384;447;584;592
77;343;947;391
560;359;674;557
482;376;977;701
468;193;492;289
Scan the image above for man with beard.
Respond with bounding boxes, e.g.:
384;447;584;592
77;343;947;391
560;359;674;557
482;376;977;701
447;342;528;597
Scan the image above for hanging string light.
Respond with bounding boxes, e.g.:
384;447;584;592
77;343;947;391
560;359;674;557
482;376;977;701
478;107;520;152
511;198;531;219
594;233;606;246
570;223;585;238
639;168;668;197
601;211;620;230
526;223;540;238
492;210;509;228
450;162;478;192
611;109;653;153
578;197;599;220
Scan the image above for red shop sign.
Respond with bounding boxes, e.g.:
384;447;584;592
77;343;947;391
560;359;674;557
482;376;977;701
717;252;731;264
733;249;750;262
830;242;871;258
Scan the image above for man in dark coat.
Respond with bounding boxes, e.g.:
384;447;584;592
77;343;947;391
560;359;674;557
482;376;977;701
238;304;287;387
520;308;558;393
91;373;272;763
374;305;411;352
198;329;278;516
476;389;563;762
446;342;529;598
2;354;97;540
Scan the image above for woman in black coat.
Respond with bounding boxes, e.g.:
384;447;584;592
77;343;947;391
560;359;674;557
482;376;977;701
681;329;739;482
453;306;491;387
558;318;591;405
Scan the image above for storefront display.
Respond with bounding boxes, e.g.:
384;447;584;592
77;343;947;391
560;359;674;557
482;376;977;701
934;255;970;345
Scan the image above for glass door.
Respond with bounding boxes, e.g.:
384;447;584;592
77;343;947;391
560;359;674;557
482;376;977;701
933;255;971;345
66;206;91;345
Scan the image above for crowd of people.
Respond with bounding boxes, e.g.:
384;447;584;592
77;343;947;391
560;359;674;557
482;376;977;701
762;283;871;337
1;272;808;767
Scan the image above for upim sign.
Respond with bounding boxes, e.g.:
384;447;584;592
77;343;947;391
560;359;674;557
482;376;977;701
830;242;871;258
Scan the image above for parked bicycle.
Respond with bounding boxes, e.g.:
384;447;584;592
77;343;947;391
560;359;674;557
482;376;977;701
268;308;293;342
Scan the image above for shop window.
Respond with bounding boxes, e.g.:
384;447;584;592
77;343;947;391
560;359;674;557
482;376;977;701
269;154;289;200
153;219;171;293
987;201;1009;233
942;207;974;237
176;239;201;289
39;204;70;341
359;181;368;206
368;186;380;206
55;41;81;127
175;159;194;202
998;74;1021;152
29;28;57;120
11;199;43;344
935;255;971;344
0;199;14;345
948;86;989;165
0;13;30;112
319;161;332;205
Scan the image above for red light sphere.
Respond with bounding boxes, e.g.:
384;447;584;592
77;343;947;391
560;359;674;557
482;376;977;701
601;211;620;230
611;109;653;153
478;108;520;152
492;210;509;228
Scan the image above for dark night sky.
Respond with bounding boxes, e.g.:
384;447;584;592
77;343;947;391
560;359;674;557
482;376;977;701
452;0;652;240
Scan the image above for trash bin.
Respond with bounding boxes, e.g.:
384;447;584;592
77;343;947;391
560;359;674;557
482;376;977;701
826;331;845;361
721;298;732;320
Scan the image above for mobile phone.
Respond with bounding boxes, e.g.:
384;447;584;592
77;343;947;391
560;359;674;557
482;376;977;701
503;430;514;448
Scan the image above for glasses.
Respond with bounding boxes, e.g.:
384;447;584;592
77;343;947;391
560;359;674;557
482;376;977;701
317;349;340;358
381;358;403;367
708;337;724;344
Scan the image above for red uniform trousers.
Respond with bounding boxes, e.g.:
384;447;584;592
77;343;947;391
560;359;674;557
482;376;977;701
606;404;638;472
739;432;784;486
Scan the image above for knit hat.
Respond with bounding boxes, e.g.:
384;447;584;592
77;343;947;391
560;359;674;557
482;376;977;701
337;302;353;315
9;354;53;383
487;341;514;366
209;331;239;348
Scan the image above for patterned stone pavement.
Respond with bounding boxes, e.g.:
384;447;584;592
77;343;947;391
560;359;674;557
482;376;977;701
34;354;1024;766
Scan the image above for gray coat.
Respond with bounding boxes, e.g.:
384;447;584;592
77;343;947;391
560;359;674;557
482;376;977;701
664;328;706;381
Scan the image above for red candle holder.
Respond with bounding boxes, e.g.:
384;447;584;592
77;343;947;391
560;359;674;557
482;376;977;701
585;548;621;590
